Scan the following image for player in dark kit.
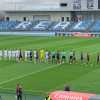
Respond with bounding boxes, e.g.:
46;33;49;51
69;50;73;64
51;51;56;64
29;50;32;61
56;51;60;64
36;50;39;63
72;51;76;63
48;51;51;63
97;53;100;64
64;85;70;91
16;84;22;100
19;49;23;61
61;51;66;64
86;53;90;64
80;52;84;63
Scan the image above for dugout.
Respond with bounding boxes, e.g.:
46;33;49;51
46;91;100;100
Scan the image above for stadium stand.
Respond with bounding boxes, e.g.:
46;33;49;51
15;21;32;31
0;21;20;31
0;20;100;33
72;20;93;32
32;21;52;31
52;22;70;31
90;20;100;32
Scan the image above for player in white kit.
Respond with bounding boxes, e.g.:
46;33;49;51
15;50;20;62
8;50;12;60
0;50;3;60
34;50;37;63
24;51;28;61
11;50;16;61
24;51;30;61
3;49;8;60
45;51;49;63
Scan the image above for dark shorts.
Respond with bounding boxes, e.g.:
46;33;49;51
52;55;55;59
62;56;66;59
17;95;22;100
19;55;22;59
87;58;90;61
81;57;83;61
30;56;32;60
70;56;73;60
57;56;60;60
73;56;76;60
36;56;38;59
30;55;32;58
48;56;51;59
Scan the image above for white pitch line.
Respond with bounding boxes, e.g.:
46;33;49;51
0;64;60;86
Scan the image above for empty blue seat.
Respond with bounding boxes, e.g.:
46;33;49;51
72;20;93;31
90;20;100;32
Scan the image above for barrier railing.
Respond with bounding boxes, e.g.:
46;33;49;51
0;88;45;100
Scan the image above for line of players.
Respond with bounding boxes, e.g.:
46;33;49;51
0;49;100;64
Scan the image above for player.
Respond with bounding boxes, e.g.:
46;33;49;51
3;49;8;60
40;49;45;63
61;50;66;64
48;51;51;63
73;51;76;63
97;53;100;64
80;52;84;63
51;51;56;64
12;50;16;61
36;50;39;63
0;50;3;60
34;50;39;64
8;49;12;61
27;50;30;61
15;49;20;62
19;49;23;61
24;50;28;61
29;50;33;61
33;50;37;63
45;50;49;63
69;50;73;64
86;52;90;64
56;50;61;64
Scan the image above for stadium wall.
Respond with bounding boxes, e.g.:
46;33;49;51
5;11;71;21
1;0;100;22
74;11;100;20
1;0;99;11
5;11;100;22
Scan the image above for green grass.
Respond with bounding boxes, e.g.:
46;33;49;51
0;36;100;96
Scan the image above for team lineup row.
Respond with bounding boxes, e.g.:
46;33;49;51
0;49;100;64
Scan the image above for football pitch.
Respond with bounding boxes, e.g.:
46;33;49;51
0;35;100;97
